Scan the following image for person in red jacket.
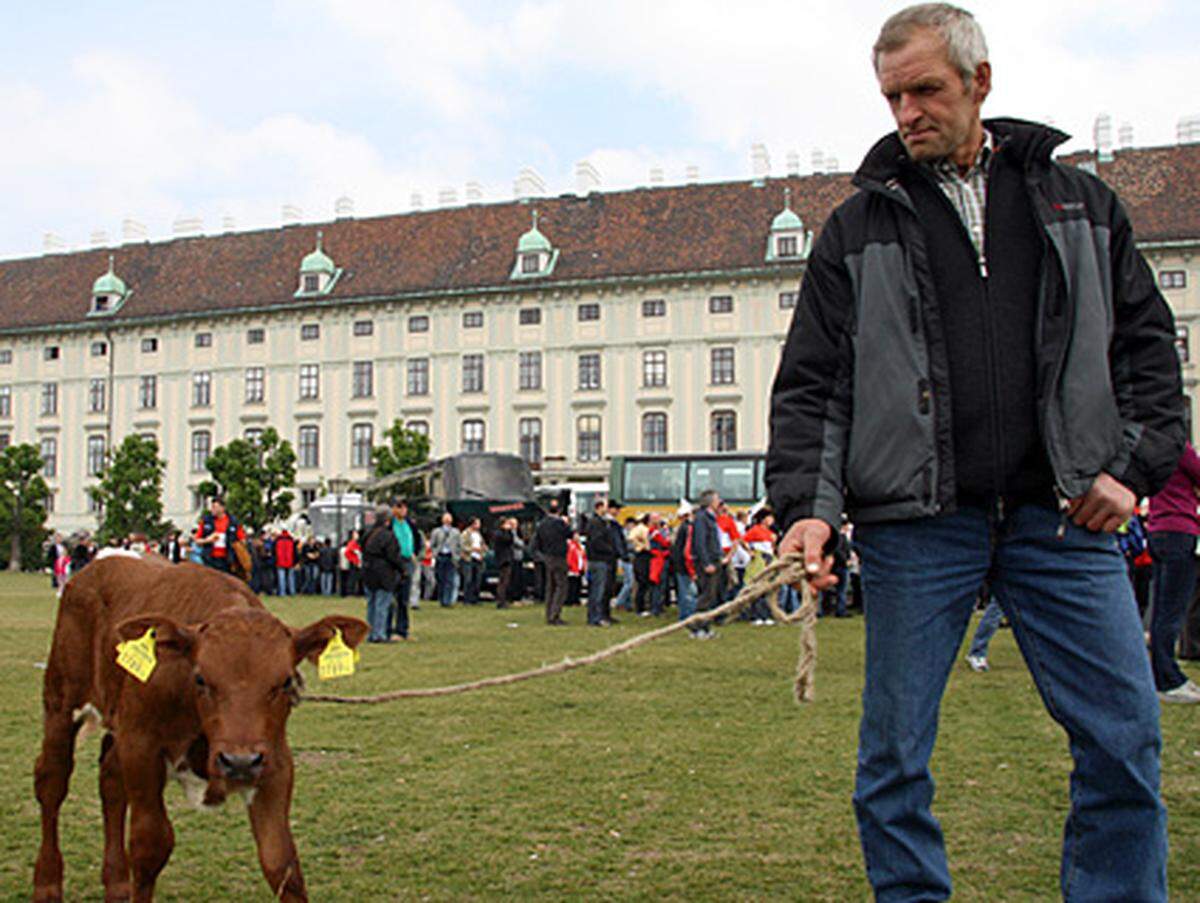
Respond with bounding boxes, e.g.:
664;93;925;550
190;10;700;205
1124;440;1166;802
647;514;672;616
273;528;297;596
193;497;245;575
342;530;362;597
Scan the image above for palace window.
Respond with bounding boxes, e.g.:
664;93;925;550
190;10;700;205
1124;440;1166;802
462;354;484;393
711;347;735;385
247;328;265;345
191;430;211;472
141;337;158;353
300;323;320;341
642;412;668;453
88;378;106;414
577;415;602;462
1160;270;1187;290
0;386;9;419
192;371;212;407
578;353;601;390
195;332;212;348
87;435;106;476
351;423;374;469
642;298;666;318
519;417;542;466
408;315;429;333
299;364;320;400
708;295;734;314
139;375;157;409
462;311;483;329
519;308;542;325
44;346;59;361
578;303;600;322
352;361;374;398
461;419;485;453
245;367;265;404
779;291;798;309
90;341;108;357
642;350;667;388
40;437;57;477
354;320;374;337
41;382;58;416
711;410;738;452
518;351;542;390
298;425;320;469
407;358;429;395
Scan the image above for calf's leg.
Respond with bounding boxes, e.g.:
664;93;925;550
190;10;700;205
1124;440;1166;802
120;745;173;903
248;766;307;901
99;733;131;901
33;709;80;903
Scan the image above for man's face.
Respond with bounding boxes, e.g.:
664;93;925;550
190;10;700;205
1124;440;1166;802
392;503;407;519
211;500;225;517
442;513;452;526
876;28;990;164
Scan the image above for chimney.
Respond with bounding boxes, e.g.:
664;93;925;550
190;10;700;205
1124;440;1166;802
121;218;148;244
685;164;700;184
1117;121;1133;150
1093;113;1113;162
437;186;458;206
825;155;839;173
335;195;355;218
574;160;601;194
513;166;546;201
90;229;109;248
649;166;664;186
1177;115;1200;144
786;150;801;177
750;143;770;182
811;148;825;173
410;191;423;210
281;204;303;226
172;216;203;237
220;214;236;233
43;233;67;255
465;181;484;203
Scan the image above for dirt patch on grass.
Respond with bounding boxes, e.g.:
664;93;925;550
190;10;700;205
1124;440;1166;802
295;749;354;767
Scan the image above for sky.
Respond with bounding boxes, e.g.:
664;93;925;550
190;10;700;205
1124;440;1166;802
2;0;1197;260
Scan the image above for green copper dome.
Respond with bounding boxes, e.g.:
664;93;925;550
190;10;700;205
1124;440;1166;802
300;231;336;275
517;210;552;253
771;187;803;231
92;255;126;296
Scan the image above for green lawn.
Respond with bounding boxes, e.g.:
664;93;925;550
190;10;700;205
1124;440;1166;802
2;572;1197;900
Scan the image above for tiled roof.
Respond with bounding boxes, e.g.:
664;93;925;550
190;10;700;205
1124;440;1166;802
2;140;1197;332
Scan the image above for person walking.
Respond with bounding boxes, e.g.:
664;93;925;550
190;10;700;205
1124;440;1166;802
1146;443;1200;702
388;497;422;640
584;500;617;626
765;6;1183;898
362;505;406;643
691;490;724;639
536;500;572;625
193;497;245;575
429;512;463;607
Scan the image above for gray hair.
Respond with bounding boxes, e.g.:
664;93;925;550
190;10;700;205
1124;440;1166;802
373;504;392;524
872;4;988;85
698;489;718;510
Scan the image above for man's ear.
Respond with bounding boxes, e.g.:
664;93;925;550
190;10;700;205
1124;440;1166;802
972;60;991;105
293;615;371;666
115;615;196;659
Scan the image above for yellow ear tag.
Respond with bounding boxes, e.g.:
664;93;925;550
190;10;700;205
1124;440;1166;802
116;628;158;683
318;628;356;681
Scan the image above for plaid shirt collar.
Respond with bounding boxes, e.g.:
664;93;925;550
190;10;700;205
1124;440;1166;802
922;129;993;275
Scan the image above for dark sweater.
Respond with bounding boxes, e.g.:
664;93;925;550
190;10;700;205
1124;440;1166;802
905;149;1053;505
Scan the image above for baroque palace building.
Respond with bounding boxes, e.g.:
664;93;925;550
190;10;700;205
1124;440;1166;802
1;141;1198;533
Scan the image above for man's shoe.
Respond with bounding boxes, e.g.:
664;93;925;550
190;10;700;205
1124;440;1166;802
966;654;989;672
1159;679;1200;703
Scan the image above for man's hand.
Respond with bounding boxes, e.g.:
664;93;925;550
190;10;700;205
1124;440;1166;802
778;518;837;590
1066;472;1136;533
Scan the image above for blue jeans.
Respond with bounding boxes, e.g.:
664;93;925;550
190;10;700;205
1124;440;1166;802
614;559;634;610
853;504;1165;902
675;573;697;623
435;554;458;606
1148;531;1197;691
586;561;611;625
967;599;1004;659
276;567;295;596
366;587;392;641
320;571;334;595
390;561;412;638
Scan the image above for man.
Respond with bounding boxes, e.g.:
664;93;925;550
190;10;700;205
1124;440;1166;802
429;511;462;607
670;502;697;627
765;5;1182;900
584;500;616;626
690;490;723;639
536;499;572;625
628;514;652;615
460;517;486;604
193;496;245;574
491;517;516;608
361;505;407;643
606;502;631;620
388;497;422;639
273;527;297;596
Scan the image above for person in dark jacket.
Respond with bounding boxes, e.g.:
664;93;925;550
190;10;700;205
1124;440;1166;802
388;497;423;639
318;538;338;595
535;500;572;625
764;7;1182;900
691;490;724;639
362;505;406;642
584;500;616;626
491;518;517;608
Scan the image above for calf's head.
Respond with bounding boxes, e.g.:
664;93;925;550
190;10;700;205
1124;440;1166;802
116;609;368;786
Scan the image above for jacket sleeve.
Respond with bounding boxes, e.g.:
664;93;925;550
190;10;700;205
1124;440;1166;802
1106;196;1186;498
765;217;856;534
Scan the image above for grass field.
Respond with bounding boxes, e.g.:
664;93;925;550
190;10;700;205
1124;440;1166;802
1;572;1197;901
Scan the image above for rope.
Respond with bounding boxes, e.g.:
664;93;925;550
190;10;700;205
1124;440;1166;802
302;554;817;705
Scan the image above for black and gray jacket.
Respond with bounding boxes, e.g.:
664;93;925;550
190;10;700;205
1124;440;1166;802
766;118;1184;531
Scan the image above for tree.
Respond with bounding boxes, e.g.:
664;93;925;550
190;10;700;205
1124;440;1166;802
90;435;167;544
0;444;51;571
198;427;296;530
372;420;431;478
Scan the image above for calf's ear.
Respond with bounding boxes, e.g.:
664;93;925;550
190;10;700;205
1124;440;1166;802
292;615;371;666
115;615;197;659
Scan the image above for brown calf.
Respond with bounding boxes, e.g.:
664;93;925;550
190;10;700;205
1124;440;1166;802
33;555;368;902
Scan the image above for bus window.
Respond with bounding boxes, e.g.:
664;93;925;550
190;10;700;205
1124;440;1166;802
688;458;756;503
624;460;687;501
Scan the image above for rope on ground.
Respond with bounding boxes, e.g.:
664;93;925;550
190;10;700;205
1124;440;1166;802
302;553;817;706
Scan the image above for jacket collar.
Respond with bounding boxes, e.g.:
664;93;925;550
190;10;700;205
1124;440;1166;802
853;117;1070;192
